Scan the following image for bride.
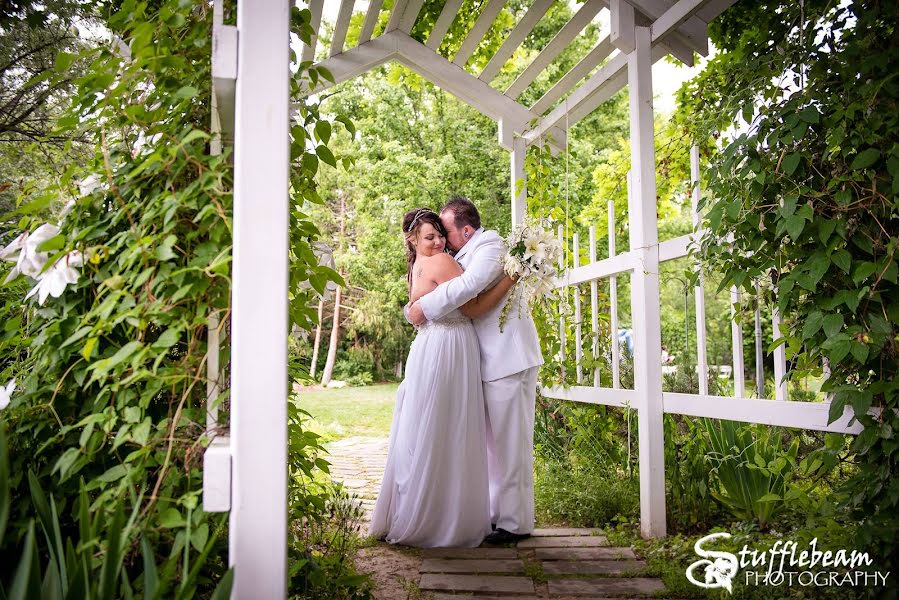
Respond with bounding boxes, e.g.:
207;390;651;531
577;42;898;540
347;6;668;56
369;208;516;548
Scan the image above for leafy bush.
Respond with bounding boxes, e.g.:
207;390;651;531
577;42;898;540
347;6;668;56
535;459;638;528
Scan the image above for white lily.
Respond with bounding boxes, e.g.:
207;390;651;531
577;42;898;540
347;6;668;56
0;379;15;410
26;251;82;306
1;224;62;284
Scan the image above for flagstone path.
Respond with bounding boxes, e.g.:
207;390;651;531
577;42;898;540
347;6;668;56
331;436;671;599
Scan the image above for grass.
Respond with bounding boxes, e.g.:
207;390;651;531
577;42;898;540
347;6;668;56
293;383;398;442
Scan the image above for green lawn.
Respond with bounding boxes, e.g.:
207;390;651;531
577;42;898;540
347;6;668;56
293;383;398;442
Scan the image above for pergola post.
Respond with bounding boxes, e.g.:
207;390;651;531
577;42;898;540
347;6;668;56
230;2;289;597
626;25;666;539
511;136;527;226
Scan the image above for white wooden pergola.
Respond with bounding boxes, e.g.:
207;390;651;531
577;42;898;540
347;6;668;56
202;1;874;597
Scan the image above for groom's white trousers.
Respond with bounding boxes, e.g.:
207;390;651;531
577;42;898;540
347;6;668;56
484;366;539;535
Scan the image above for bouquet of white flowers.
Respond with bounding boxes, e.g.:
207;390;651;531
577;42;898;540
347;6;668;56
499;218;564;330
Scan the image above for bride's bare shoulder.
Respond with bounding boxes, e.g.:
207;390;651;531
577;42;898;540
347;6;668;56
420;252;462;280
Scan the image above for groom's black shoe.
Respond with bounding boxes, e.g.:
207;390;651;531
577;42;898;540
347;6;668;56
483;528;530;545
491;523;497;531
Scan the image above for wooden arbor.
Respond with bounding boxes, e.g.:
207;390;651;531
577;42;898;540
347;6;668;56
197;0;848;597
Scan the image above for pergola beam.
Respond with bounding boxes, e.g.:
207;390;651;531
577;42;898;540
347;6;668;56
301;0;323;63
296;33;399;96
505;0;604;100
479;0;554;82
453;0;507;67
399;0;425;33
329;0;355;57
427;0;465;50
386;0;409;32
525;0;731;143
358;0;384;44
624;0;708;55
529;34;613;116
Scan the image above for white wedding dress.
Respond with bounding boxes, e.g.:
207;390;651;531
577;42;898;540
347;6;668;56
369;308;492;547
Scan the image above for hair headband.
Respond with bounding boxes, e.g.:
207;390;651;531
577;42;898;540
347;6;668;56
404;209;432;233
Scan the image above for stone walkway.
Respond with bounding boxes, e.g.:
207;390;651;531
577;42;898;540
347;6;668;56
326;436;389;518
419;528;667;599
330;437;669;598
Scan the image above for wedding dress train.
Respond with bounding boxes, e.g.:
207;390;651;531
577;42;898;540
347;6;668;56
369;309;491;547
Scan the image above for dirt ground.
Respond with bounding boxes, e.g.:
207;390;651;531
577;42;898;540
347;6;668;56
355;544;424;600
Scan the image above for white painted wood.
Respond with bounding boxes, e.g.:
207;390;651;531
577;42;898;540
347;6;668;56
203;436;232;512
399;0;425;33
663;394;864;435
609;198;621;390
530;35;614;116
589;226;600;387
611;0;636;53
207;312;221;433
212;23;237;145
690;146;709;396
730;285;745;398
695;0;737;23
427;0;465;50
658;233;691;262
649;0;706;47
301;0;324;63
558;224;566;368
625;0;708;55
453;0;507;67
541;385;636;408
511;136;526;225
359;0;384;44
628;26;665;539
298;31;399;96
772;305;788;401
573;233;583;384
231;2;289;596
655;35;694;67
551;249;637;288
753;281;765;398
505;0;604;100
392;34;566;151
386;0;409;31
330;0;356;57
479;0;554;83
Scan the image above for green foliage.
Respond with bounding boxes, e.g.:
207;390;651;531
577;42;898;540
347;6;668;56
534;459;638;528
689;0;899;573
0;0;354;595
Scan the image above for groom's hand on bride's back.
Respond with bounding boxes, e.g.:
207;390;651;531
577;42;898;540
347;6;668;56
407;302;427;326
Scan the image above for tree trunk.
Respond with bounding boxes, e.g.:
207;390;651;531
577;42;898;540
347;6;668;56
320;286;341;387
310;298;324;379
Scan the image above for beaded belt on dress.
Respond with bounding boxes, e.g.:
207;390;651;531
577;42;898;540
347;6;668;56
418;314;470;332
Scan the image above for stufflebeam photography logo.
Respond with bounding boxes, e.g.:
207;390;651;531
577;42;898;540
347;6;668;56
685;532;890;593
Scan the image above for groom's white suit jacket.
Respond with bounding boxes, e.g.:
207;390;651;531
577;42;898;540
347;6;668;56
418;228;544;382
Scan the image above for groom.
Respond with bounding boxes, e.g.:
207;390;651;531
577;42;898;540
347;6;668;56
408;196;543;544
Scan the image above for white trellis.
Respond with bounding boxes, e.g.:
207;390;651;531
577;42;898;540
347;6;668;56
203;0;876;597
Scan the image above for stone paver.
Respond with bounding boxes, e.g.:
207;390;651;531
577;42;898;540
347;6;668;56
548;577;666;597
535;547;637;561
420;574;535;594
532;528;605;537
541;559;647;575
423;547;518;559
420;558;524;574
517;535;609;548
324;436;388;521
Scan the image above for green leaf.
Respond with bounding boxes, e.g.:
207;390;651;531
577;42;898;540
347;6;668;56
802;311;823;339
175;86;198;99
850;148;880;170
850;342;869;364
315;145;336;167
97;464;129;483
832;249;851;273
36;234;66;253
785;215;805;239
158;507;184;528
823;313;844;337
314;121;331;144
852;261;877;284
782;153;801;175
152;327;181;349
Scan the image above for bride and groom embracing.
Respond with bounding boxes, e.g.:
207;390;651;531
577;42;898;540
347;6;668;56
369;196;544;548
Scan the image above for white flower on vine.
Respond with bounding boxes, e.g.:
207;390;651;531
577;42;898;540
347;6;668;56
25;251;83;306
0;379;15;411
1;223;60;283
